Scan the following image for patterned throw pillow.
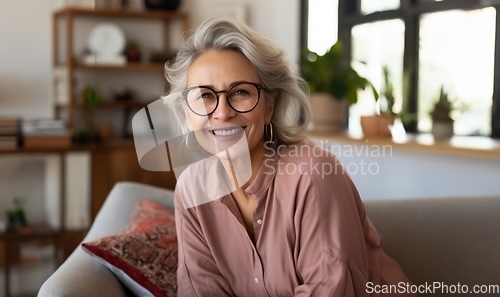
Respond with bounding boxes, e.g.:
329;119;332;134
82;199;177;297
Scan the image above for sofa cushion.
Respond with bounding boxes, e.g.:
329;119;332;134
82;199;177;297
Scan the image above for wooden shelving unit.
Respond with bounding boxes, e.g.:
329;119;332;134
0;8;188;297
52;7;189;132
74;61;165;71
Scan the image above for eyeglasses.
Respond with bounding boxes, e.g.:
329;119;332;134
181;82;264;116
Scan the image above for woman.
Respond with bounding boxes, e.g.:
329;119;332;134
165;17;415;296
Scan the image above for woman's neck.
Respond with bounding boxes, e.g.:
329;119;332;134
242;139;267;190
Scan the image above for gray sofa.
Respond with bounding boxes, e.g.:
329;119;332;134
38;182;500;297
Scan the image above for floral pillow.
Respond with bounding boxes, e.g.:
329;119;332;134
82;199;177;297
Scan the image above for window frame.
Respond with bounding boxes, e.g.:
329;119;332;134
301;0;500;137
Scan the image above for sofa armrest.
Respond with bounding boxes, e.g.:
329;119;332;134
38;181;175;297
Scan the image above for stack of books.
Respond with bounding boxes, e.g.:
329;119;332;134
0;118;20;150
23;119;71;149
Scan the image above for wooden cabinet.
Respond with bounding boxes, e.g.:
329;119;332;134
91;141;177;220
0;147;89;297
52;7;189;136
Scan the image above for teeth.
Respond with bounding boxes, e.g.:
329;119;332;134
213;127;242;136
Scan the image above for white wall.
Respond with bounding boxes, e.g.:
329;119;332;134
180;0;300;62
0;0;54;119
314;139;500;200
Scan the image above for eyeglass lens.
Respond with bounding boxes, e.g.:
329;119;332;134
186;83;260;115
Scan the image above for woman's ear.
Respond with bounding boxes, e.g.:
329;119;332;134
182;102;194;131
265;92;277;123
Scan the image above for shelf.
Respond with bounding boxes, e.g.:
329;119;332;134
0;145;93;155
0;139;137;155
74;62;165;71
307;130;500;159
0;226;61;241
53;7;189;20
69;98;153;109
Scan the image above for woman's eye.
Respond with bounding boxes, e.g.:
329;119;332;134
200;92;215;99
233;89;250;96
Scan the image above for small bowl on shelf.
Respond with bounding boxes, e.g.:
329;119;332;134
144;0;181;10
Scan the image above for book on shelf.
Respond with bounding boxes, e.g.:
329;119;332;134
0;118;21;150
22;119;72;149
22;119;67;134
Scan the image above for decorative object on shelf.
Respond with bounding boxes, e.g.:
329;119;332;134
118;0;130;9
95;0;110;9
83;85;104;108
361;66;396;138
113;88;134;101
55;0;95;9
430;86;455;140
144;0;181;10
78;85;104;143
98;123;113;141
301;41;378;132
96;0;126;9
6;197;27;229
148;50;177;63
125;41;141;62
0;118;20;150
84;22;127;65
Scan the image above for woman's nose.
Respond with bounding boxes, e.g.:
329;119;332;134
212;94;237;121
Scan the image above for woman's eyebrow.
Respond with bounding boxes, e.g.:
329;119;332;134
189;80;258;89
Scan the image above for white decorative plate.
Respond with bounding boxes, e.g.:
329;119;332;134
88;22;126;56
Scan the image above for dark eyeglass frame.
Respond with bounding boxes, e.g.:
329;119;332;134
181;81;266;116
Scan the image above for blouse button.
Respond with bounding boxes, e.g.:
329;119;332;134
256;219;263;225
254;277;259;283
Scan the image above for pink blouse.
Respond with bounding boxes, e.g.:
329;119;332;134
174;140;415;296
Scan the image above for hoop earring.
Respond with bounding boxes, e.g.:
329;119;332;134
265;123;274;143
185;130;199;152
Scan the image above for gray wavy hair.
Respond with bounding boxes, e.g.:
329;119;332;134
164;17;311;146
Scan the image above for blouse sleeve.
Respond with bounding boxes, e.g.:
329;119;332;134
175;188;235;297
292;162;372;297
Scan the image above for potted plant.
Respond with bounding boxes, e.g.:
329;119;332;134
301;41;378;132
6;197;27;229
75;84;103;143
361;66;397;138
430;86;455;140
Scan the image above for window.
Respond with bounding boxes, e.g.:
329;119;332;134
418;8;495;135
307;0;338;55
302;0;500;137
350;19;405;133
360;0;400;15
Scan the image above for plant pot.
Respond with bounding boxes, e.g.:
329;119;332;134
309;92;346;133
144;0;181;10
360;115;395;138
432;121;454;140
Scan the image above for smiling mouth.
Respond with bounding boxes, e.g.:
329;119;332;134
210;126;245;136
